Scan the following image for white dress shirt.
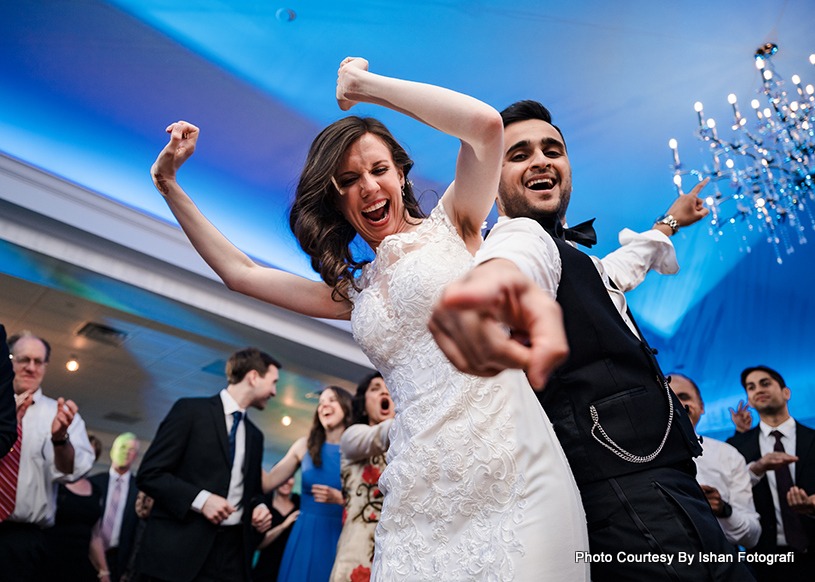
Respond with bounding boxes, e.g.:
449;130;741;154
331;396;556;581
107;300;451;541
475;217;678;337
694;435;762;548
102;467;131;548
748;416;797;546
10;388;95;527
191;389;246;525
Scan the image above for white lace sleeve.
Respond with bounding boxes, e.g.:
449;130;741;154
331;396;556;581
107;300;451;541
346;263;373;305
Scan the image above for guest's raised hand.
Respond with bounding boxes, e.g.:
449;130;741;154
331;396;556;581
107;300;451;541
201;494;235;524
750;451;797;478
312;484;343;505
336;57;369;111
729;400;753;433
151;121;200;195
51;397;78;440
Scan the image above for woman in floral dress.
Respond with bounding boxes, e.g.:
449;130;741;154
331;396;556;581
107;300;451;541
330;373;395;582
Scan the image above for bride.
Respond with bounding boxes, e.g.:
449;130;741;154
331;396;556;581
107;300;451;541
151;57;589;580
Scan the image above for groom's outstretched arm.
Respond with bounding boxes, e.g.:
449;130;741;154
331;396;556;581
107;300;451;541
429;258;568;390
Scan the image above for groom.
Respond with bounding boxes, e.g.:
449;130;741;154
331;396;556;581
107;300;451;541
430;101;752;581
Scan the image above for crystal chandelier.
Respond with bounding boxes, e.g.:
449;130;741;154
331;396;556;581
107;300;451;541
669;44;815;263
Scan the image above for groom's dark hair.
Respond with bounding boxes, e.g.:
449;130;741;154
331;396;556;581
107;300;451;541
500;100;567;150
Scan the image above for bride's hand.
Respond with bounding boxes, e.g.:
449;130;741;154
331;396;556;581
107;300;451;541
151;121;199;195
336;57;369;111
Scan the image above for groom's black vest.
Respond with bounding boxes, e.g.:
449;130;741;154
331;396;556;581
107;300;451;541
538;237;701;487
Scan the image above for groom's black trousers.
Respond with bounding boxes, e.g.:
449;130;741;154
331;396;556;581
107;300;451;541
580;463;754;582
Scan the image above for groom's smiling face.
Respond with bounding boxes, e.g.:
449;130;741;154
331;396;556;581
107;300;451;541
498;119;573;222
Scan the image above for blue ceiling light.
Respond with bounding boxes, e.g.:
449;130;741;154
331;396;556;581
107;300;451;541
276;8;296;22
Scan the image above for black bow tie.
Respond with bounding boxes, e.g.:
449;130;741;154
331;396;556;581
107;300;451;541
537;217;597;248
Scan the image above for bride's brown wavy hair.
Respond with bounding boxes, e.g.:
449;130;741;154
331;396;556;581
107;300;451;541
289;116;425;301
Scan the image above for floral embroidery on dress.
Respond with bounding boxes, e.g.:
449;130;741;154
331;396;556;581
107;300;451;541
350;565;371;582
331;451;388;581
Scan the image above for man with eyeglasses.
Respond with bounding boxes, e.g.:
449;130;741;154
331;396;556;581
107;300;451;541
0;330;95;581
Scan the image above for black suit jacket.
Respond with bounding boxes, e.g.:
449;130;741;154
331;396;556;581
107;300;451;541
727;421;815;553
0;324;17;458
136;395;264;582
89;471;139;582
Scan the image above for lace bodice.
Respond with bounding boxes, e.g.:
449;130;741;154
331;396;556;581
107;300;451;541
349;202;474;425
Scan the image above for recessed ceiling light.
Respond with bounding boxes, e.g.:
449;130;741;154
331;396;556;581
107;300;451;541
276;8;296;22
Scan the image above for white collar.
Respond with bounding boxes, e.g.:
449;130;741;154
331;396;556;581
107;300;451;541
759;416;796;440
108;467;131;481
219;389;245;416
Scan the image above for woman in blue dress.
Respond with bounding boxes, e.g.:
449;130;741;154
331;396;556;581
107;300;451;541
263;386;353;582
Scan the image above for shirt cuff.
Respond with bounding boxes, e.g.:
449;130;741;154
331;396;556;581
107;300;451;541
747;465;762;487
192;490;212;512
617;228;678;275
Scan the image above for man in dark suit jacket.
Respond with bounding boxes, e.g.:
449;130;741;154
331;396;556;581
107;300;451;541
136;348;279;582
727;365;815;581
0;324;17;457
89;432;142;582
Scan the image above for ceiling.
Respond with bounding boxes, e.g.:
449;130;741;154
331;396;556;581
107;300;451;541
1;0;814;465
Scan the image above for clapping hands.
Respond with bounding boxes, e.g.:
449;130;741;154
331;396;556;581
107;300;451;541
51;397;78;441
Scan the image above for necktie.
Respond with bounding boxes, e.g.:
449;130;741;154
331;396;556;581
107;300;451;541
228;411;243;466
0;423;22;522
102;475;122;549
537;217;598;248
769;430;809;551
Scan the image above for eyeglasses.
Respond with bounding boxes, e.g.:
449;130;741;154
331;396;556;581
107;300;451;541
11;356;47;367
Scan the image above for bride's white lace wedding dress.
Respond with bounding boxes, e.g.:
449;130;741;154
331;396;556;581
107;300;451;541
349;201;589;581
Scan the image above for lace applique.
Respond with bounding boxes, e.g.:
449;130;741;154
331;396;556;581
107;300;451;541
349;202;526;580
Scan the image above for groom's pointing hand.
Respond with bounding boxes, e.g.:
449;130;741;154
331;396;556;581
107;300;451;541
429;259;568;389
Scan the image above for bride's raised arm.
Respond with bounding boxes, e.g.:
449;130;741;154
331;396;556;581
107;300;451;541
150;122;350;320
336;58;503;254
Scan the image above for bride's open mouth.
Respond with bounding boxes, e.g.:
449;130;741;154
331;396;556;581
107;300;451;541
362;199;390;224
